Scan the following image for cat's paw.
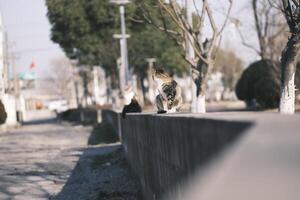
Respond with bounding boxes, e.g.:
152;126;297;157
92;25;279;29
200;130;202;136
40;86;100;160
157;110;167;114
167;108;177;113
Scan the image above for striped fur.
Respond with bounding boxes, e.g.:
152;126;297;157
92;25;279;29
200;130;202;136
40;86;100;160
152;68;182;113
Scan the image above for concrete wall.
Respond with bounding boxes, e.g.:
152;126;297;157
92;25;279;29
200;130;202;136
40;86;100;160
101;110;253;199
121;114;251;200
59;108;101;125
102;110;300;200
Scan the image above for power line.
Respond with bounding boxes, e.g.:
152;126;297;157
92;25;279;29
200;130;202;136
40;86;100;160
13;47;62;54
11;33;50;40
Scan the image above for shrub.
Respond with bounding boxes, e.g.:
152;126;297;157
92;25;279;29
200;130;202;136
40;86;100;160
88;122;119;145
254;76;280;108
235;60;281;109
0;100;7;124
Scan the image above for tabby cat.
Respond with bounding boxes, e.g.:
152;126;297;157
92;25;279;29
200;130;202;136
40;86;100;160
152;68;182;113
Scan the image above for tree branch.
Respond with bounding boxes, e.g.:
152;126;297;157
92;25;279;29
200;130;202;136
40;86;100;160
217;0;233;36
236;26;261;55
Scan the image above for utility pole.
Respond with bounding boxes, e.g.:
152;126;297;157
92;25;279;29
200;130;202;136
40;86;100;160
0;14;12;97
3;32;10;94
0;21;4;97
92;66;100;104
11;53;22;122
119;4;130;84
186;0;197;113
11;54;20;102
111;0;131;97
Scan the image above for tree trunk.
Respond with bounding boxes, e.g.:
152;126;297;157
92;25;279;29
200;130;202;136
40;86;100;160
280;72;295;114
136;75;145;107
140;77;146;102
190;78;198;113
193;58;211;113
252;0;268;60
279;35;300;114
195;81;207;113
196;93;206;113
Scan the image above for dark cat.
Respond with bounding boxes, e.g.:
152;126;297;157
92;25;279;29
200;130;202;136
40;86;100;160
122;86;142;118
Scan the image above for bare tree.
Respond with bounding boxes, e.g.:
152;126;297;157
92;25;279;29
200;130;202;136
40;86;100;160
235;0;288;63
78;68;94;107
214;48;244;91
279;0;300;114
136;0;233;113
48;57;74;102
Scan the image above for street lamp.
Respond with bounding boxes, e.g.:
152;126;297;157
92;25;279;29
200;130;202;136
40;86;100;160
110;0;131;96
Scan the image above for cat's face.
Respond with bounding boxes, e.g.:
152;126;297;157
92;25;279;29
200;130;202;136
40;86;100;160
152;68;172;84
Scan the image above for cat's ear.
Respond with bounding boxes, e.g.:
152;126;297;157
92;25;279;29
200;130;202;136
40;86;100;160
155;68;165;75
169;71;174;77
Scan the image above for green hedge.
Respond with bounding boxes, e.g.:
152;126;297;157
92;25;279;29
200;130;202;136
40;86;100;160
0;100;7;124
88;122;119;145
236;60;300;109
235;60;281;109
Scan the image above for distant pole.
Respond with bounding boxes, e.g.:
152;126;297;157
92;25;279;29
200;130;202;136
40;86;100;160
12;55;19;98
146;58;156;71
11;54;20;114
75;81;79;107
186;0;197;113
92;66;100;104
70;59;79;108
146;58;156;103
3;32;10;93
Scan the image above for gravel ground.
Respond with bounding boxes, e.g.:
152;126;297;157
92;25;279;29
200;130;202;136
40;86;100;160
54;146;142;200
0;118;142;200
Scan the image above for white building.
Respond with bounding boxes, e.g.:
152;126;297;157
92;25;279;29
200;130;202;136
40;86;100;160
0;12;18;129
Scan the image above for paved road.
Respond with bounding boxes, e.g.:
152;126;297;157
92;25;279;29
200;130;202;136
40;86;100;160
0;119;125;200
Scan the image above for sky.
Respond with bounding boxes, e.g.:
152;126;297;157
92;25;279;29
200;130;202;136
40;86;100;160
0;0;65;78
0;0;259;79
217;0;259;62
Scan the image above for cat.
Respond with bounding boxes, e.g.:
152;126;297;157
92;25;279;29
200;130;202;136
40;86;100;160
122;86;142;118
152;68;182;113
